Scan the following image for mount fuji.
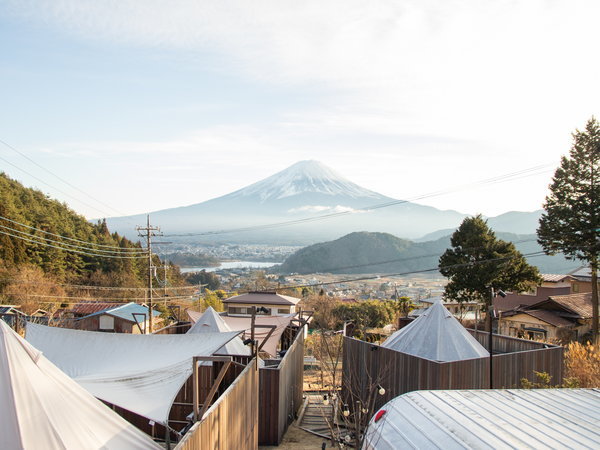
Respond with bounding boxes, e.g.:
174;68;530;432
104;161;535;245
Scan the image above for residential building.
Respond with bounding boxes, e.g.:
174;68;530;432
498;292;593;341
222;291;300;316
74;302;162;333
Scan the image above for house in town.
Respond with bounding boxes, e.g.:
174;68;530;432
222;291;300;316
497;292;593;341
74;302;162;333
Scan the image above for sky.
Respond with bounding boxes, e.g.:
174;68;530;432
1;0;599;222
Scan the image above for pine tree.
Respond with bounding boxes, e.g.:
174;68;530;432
439;215;541;304
537;117;600;341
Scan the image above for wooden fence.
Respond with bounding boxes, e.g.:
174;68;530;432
343;334;563;414
258;329;305;445
175;358;259;450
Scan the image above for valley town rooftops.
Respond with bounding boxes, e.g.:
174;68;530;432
223;291;301;306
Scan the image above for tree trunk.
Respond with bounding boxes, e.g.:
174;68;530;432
591;261;599;345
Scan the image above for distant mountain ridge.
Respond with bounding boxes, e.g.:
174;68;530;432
276;231;580;275
105;160;543;245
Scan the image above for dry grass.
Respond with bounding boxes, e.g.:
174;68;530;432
564;341;600;388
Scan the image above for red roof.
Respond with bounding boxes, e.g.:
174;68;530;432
70;302;124;316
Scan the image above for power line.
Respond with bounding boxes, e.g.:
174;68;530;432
0;153;117;219
0;138;136;221
0;215;145;252
0;278;197;291
277;250;548;290
0;223;147;256
164;164;554;237
10;293;195;301
0;228;147;259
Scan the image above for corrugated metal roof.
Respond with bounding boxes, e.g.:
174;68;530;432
223;291;300;306
83;302;161;322
364;389;600;450
71;302;124;316
541;273;573;282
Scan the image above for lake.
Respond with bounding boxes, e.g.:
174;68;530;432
180;261;279;273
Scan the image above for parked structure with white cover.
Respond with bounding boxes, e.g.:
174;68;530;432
25;322;240;425
0;320;161;450
363;389;600;449
381;300;489;362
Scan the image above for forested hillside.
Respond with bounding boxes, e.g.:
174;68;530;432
0;173;184;310
277;231;581;275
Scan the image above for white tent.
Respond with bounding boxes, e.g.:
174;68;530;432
25;322;240;425
363;389;600;449
187;306;250;356
0;320;161;450
187;310;296;357
381;300;489;362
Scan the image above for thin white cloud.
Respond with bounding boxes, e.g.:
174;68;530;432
4;1;598;218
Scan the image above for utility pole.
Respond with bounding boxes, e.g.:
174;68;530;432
136;216;162;334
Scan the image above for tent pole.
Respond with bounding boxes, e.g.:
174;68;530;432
192;356;199;422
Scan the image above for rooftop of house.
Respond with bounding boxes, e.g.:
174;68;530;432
70;302;125;316
508;309;576;328
81;302;162;322
568;266;599;281
223;291;301;306
530;292;593;319
541;273;574;283
0;305;25;315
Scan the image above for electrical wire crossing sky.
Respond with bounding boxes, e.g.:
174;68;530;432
1;1;599;219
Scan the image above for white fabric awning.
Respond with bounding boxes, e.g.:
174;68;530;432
187;307;250;357
187;310;296;357
25;322;240;424
1;320;161;450
381;300;489;362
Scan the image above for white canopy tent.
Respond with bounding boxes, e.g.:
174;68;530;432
381;300;488;362
188;310;296;357
187;306;250;357
0;320;161;450
25;322;240;425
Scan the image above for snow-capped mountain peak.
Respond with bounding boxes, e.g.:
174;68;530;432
226;160;384;202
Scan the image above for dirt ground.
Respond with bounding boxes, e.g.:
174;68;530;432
259;424;333;449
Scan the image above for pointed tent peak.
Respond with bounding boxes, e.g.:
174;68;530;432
381;301;489;362
187;307;233;334
0;320;161;449
423;299;453;319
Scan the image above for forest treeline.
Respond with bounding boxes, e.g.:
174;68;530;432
0;173;185;310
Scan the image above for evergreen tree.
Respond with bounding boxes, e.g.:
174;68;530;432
537;117;599;341
439;215;541;304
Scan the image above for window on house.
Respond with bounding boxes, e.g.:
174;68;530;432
99;315;114;330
